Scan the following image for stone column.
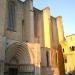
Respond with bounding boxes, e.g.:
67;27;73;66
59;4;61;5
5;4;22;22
23;0;34;43
0;0;7;36
42;7;52;48
0;3;7;73
34;44;41;75
35;65;41;75
0;61;4;75
57;44;65;75
56;16;65;75
0;36;6;75
56;16;65;42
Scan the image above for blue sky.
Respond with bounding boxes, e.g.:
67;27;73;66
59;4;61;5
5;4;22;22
33;0;75;36
21;0;75;36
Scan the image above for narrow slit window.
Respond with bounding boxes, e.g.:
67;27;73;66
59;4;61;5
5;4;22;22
46;51;49;67
8;0;15;31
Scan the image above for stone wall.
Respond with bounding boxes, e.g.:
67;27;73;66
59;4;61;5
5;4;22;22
6;0;23;41
23;0;34;42
34;8;44;47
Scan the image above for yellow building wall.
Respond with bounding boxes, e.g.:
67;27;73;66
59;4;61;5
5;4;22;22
64;51;75;73
66;34;75;47
62;34;75;73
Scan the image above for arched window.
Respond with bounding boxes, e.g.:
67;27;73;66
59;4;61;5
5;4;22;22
72;46;74;51
46;51;49;67
8;0;15;31
70;46;75;51
64;56;67;63
62;48;64;52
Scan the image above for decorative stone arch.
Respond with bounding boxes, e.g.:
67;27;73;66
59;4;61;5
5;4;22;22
5;42;34;64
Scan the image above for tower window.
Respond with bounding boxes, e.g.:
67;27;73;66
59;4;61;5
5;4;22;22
62;48;64;52
64;56;67;63
8;0;15;31
56;52;58;64
70;46;75;51
22;20;24;26
46;51;49;67
72;46;74;51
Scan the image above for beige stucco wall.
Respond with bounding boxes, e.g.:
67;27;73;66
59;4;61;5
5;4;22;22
63;34;75;73
66;34;75;47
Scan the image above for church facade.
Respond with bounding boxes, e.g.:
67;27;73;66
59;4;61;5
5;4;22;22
0;0;65;75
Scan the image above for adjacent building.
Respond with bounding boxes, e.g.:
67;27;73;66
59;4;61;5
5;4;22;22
62;34;75;74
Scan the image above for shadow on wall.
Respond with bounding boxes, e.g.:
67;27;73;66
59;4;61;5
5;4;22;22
71;70;75;75
41;66;53;75
58;44;65;75
4;65;53;75
66;70;75;75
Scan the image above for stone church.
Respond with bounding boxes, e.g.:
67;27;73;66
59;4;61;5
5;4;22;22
0;0;65;75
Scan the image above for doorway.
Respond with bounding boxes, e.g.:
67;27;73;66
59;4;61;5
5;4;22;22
9;68;18;75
